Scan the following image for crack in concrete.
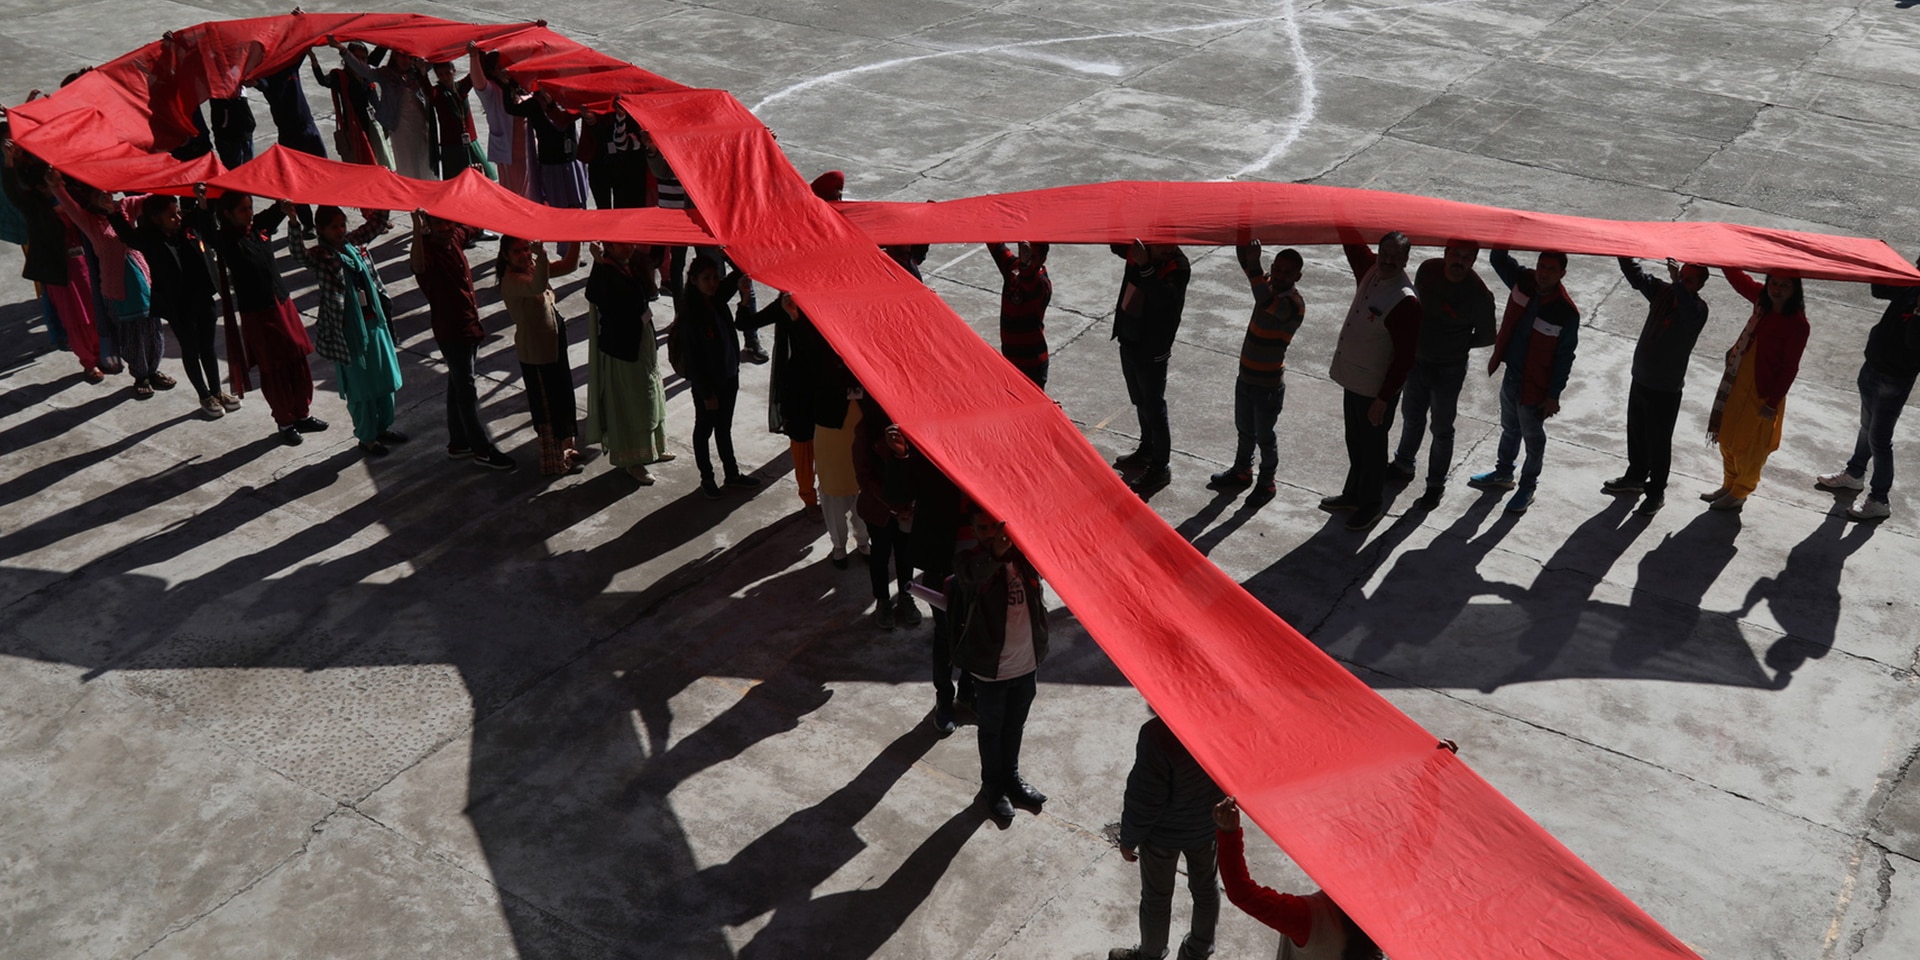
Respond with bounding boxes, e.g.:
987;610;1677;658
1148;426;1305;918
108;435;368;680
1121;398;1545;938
126;806;342;959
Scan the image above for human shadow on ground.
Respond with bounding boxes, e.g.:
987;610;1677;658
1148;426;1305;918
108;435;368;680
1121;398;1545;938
0;358;1128;960
1302;495;1781;691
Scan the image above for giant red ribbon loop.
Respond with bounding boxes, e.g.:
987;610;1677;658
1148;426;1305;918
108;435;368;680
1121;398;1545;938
18;14;1904;960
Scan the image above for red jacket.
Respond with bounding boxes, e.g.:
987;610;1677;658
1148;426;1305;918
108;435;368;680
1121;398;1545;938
1724;268;1811;408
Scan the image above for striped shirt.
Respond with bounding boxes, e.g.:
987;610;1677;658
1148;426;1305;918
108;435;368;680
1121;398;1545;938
1238;273;1304;388
988;242;1051;380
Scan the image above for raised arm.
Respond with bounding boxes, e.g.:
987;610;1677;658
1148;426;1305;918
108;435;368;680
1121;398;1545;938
1488;247;1522;289
1722;266;1762;304
1215;816;1316;946
1617;256;1662;301
1341;242;1376;281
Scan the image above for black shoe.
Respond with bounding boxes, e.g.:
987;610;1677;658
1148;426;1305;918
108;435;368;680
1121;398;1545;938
1602;476;1644;495
1318;495;1358;512
1007;778;1048;810
701;480;723;500
292;415;329;433
1412;486;1443;511
932;704;956;734
360;440;391;457
741;347;770;365
278;425;304;446
874;602;895;630
1635;493;1665;516
830;554;849;570
473;450;516;470
981;789;1015;822
1129;465;1171;494
1345;505;1384;531
1112;448;1148;469
1207;469;1252;490
1386;461;1417;483
894;593;923;627
724;473;762;489
376;429;408;444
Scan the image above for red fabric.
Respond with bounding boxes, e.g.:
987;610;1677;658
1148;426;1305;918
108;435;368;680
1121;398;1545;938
837;184;1920;285
19;15;1916;960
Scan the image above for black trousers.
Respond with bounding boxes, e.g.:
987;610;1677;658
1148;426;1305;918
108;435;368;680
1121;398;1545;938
974;670;1037;792
1341;388;1392;512
1623;381;1684;496
440;339;493;453
1118;341;1171;467
167;309;220;399
691;382;739;482
868;518;914;603
919;560;974;708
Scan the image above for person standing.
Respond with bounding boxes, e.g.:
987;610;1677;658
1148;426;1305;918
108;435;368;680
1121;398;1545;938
116;195;225;417
309;40;389;168
1388;240;1496;510
3;147;102;380
985;241;1053;388
287;204;406;457
411;211;512;469
812;365;870;569
199;189;322;443
1323;233;1420;531
750;291;826;520
1816;266;1920;521
1602;257;1711;515
499;236;584;475
427;61;488;180
208;92;256;170
854;411;922;630
342;45;435;180
675;255;760;496
1109;715;1226;960
950;509;1049;823
584;241;672;482
915;455;973;733
1469;248;1580;515
50;175;167;398
1110;240;1191;493
1210;240;1304;500
1702;268;1810;511
254;62;326;234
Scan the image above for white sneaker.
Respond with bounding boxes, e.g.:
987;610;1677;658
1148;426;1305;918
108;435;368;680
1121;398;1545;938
1815;470;1864;492
1848;498;1891;521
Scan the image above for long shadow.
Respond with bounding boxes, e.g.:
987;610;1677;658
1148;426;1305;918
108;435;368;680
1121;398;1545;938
0;403;1128;960
1314;501;1775;691
0;408;203;516
0;235;1121;960
1748;511;1876;688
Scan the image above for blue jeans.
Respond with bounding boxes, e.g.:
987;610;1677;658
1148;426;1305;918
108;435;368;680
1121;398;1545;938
1393;358;1467;486
1495;372;1548;487
1845;362;1916;501
1231;379;1285;478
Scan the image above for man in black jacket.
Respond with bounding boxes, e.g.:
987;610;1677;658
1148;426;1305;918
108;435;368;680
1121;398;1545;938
949;511;1049;821
1602;257;1710;516
1110;241;1191;493
1817;262;1920;522
1110;715;1225;960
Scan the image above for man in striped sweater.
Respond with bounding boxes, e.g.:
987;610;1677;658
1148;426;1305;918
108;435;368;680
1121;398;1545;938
1210;241;1305;499
986;241;1052;388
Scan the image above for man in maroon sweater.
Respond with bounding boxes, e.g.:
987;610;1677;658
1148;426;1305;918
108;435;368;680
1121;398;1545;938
1322;232;1420;532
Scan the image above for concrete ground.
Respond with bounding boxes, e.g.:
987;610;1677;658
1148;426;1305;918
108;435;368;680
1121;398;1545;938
2;1;1918;958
